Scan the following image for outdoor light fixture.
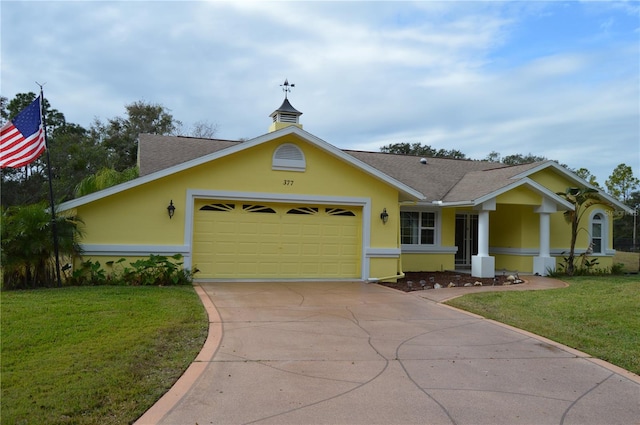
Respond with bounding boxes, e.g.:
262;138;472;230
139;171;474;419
380;208;389;224
167;200;176;219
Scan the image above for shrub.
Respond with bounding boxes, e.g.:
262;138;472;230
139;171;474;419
1;203;83;290
66;254;197;286
548;259;625;277
611;262;626;275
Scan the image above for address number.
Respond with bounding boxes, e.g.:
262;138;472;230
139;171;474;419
283;180;294;186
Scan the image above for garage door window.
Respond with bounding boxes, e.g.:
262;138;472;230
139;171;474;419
243;204;276;213
287;207;319;215
200;203;235;211
326;208;355;216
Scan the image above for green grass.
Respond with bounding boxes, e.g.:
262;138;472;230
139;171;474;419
1;285;208;425
446;276;640;375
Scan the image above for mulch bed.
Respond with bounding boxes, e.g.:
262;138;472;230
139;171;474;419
377;271;524;292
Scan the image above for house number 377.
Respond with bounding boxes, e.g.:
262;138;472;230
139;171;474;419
283;180;294;186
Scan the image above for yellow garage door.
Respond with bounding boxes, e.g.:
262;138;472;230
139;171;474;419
193;200;362;279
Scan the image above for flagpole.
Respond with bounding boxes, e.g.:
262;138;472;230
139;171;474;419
38;84;62;288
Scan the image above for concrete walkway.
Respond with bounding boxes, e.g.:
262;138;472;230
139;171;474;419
136;278;640;425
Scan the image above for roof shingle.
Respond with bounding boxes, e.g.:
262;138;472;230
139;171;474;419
137;133;550;203
138;133;240;176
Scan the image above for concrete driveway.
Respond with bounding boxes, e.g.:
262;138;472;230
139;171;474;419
137;280;640;425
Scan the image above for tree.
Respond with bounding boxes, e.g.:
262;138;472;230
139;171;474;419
556;187;601;276
1;202;83;289
46;123;112;202
1;92;113;206
482;151;548;165
0;95;9;121
90;101;182;171
613;190;640;251
605;163;639;203
75;167;139;198
380;142;466;159
501;153;547;166
574;167;600;188
189;120;219;139
484;151;501;163
1;93;54;187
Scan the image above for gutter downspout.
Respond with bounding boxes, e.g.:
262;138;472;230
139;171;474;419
367;273;405;283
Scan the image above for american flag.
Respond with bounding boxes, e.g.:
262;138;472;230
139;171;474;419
0;96;47;169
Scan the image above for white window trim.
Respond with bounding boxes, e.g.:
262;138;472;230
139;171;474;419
400;208;441;247
589;209;608;255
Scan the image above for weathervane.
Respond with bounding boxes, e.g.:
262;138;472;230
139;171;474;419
280;79;295;99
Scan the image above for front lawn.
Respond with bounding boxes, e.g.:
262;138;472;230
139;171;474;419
1;285;208;425
445;276;640;375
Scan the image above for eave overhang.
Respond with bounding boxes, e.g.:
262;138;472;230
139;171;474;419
58;126;424;212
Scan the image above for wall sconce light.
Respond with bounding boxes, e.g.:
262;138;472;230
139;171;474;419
380;208;389;224
167;200;176;219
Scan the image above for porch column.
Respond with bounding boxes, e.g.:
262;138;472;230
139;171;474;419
533;200;557;276
472;200;495;278
539;212;551;257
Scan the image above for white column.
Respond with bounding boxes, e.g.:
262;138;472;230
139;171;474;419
472;201;495;278
477;210;489;257
539;212;550;257
534;200;557;276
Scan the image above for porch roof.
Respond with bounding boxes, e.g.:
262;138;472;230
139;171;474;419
441;162;545;203
344;151;506;201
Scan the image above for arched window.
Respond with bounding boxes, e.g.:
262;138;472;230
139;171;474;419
590;212;605;254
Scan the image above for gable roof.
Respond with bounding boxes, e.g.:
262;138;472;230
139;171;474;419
511;161;632;213
441;160;630;212
60;128;631;214
345;151;506;201
59;126;425;211
442;162;544;203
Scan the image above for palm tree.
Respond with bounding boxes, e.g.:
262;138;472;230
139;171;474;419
74;166;138;198
556;187;601;276
1;202;83;289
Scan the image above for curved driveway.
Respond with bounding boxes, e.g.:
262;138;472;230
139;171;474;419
138;280;640;425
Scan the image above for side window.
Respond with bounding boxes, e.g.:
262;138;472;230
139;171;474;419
591;213;604;254
401;211;436;245
421;212;436;244
401;212;419;244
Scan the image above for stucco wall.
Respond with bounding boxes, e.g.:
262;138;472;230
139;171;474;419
69;134;406;280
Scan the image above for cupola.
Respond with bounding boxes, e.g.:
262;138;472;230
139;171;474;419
269;79;303;132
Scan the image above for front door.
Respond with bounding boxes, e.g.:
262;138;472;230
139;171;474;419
455;213;478;268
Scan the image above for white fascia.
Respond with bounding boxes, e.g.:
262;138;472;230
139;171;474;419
510;161;632;214
473;177;575;211
57;126;424;213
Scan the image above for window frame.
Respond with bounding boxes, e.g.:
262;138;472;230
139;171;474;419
589;211;606;254
400;209;439;246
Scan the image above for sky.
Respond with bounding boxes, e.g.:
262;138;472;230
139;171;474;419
1;1;639;186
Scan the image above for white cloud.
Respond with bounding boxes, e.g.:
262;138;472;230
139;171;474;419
1;1;637;185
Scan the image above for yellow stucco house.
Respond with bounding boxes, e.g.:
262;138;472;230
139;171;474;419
58;96;630;281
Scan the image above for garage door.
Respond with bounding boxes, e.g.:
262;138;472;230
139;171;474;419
192;200;362;279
